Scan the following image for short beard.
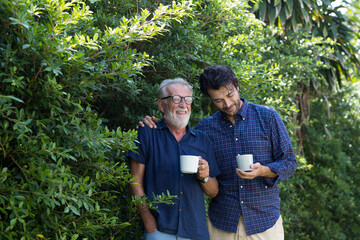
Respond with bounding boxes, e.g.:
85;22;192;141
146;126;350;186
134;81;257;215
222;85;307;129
221;98;241;117
164;106;190;129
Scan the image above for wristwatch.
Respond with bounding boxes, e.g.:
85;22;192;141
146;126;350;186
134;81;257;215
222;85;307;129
199;177;209;183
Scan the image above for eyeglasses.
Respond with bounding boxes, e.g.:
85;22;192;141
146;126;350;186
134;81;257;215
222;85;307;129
161;95;194;105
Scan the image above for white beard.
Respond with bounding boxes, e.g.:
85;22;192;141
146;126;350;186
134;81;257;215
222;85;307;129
164;107;190;129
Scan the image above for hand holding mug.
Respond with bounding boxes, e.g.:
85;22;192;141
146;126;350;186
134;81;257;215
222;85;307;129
236;162;261;179
236;163;278;179
196;157;209;181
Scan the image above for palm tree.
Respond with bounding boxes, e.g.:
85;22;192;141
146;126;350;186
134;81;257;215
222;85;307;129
249;0;360;154
250;0;359;86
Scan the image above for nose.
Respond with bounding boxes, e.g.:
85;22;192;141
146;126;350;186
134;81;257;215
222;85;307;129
179;98;187;107
224;98;232;108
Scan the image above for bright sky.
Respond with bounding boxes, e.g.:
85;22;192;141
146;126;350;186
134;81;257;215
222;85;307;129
331;0;348;13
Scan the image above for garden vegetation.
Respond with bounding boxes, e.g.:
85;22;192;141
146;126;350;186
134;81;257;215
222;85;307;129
1;0;359;239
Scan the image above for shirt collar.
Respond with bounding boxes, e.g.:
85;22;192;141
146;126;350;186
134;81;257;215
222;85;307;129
157;120;196;136
238;98;248;120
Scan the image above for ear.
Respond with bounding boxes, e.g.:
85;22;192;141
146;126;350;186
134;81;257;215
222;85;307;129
158;99;165;113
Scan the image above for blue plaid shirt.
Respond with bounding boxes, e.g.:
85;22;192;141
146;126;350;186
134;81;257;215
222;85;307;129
195;98;297;235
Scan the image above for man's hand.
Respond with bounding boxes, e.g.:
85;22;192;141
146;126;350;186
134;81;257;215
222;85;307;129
138;115;158;129
142;213;158;233
197;157;218;198
236;163;277;179
196;157;209;181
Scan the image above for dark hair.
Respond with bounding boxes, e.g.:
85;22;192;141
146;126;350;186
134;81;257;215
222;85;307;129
199;65;238;97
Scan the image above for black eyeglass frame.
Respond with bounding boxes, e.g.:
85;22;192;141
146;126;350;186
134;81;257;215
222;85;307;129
160;95;194;105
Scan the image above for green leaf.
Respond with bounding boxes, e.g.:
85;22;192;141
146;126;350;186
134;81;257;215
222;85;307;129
300;6;310;23
291;14;298;31
268;4;277;25
274;0;281;6
0;94;24;103
69;205;80;216
323;27;328;37
64;207;70;213
259;2;267;22
0;208;8;215
279;7;287;25
286;0;293;16
331;22;337;39
10;218;17;227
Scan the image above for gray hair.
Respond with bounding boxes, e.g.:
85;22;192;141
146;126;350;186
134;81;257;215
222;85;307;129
158;78;193;99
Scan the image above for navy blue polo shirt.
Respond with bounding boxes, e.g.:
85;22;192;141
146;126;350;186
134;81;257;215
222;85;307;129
127;120;220;240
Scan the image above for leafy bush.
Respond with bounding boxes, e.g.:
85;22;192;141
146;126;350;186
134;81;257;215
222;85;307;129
1;0;360;239
280;83;360;240
0;0;189;239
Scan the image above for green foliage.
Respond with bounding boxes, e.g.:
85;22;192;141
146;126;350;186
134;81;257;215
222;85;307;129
99;0;301;127
249;0;360;90
280;83;360;240
0;0;189;239
1;0;360;239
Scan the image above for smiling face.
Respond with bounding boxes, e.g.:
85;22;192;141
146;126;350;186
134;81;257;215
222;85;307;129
158;83;192;130
207;84;242;124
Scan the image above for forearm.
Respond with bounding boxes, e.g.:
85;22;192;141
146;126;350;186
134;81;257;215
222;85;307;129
137;202;157;233
130;159;157;232
131;185;157;232
261;165;277;178
200;177;218;198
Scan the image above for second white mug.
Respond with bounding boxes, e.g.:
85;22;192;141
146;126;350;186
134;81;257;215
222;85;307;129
236;154;253;172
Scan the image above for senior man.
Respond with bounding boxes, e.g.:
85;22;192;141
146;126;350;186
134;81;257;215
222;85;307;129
128;78;220;240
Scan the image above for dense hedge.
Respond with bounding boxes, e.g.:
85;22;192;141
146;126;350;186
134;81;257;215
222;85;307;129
0;0;187;239
1;0;359;239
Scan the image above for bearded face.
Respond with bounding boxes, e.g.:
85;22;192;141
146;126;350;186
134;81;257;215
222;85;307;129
163;105;191;129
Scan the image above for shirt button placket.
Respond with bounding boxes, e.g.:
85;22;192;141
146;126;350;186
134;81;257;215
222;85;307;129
239;185;244;205
235;120;244;205
179;131;184;216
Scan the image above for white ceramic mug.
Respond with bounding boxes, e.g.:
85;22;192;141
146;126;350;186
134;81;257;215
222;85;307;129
236;154;253;172
180;155;199;173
